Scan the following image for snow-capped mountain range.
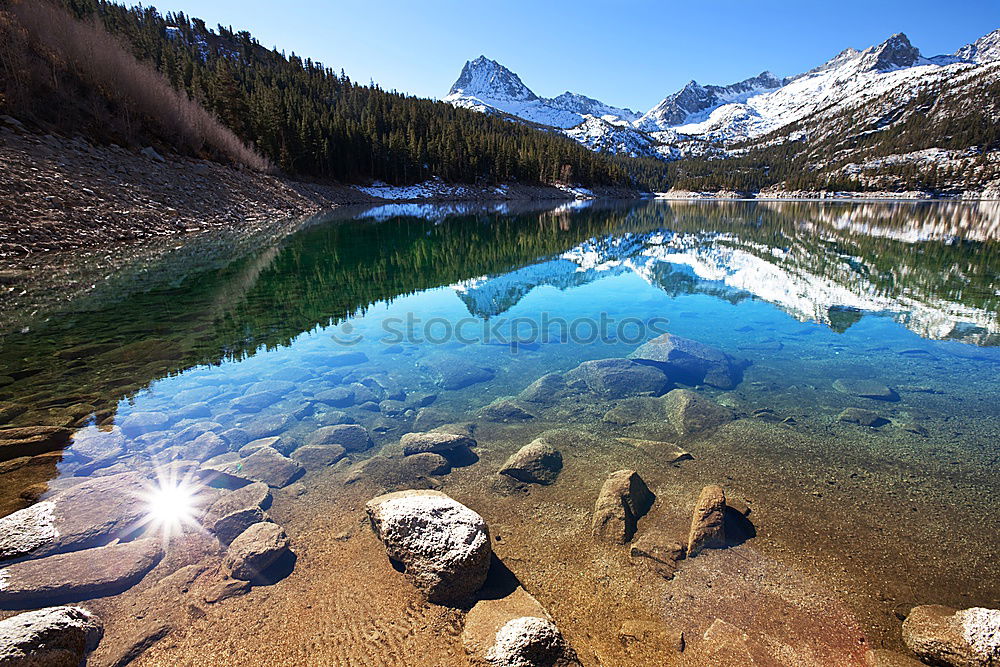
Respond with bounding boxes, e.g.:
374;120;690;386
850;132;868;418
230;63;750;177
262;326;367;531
443;29;1000;163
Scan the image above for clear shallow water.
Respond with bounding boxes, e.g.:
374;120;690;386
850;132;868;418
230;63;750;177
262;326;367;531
0;199;999;664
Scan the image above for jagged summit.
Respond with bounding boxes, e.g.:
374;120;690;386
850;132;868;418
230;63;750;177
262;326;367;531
860;32;922;71
638;71;784;130
954;28;1000;63
447;56;537;102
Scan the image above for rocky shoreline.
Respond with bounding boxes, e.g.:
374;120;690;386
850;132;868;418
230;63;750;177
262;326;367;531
656;185;1000;200
0;117;633;258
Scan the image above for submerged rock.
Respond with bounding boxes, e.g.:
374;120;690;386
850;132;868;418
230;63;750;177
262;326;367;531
498;439;562;485
201;446;303;488
421;356;496;390
864;649;927;666
0;426;74;461
204;482;272;545
902;605;1000;667
366;490;491;603
0;539;163;606
592;470;655;545
662;389;734;437
119;412;171;437
464;586;575;666
402;452;452;477
565;358;669;398
307;424;372;452
291;444;346;469
223;522;292;581
480;399;534;422
0;473;148;562
0;605;103;666
838;407;889;427
630;530;685;579
517;373;566;404
401;432;476;456
687;485;727;557
833;379;899;401
629;333;749;389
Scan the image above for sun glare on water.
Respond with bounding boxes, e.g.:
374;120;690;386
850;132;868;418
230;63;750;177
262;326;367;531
141;472;203;538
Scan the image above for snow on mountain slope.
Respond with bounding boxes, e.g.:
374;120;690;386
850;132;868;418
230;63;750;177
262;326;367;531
636;71;784;131
444;56;638;129
953;28;1000;64
565;116;676;159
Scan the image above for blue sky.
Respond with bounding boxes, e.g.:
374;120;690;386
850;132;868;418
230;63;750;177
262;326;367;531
161;0;1000;111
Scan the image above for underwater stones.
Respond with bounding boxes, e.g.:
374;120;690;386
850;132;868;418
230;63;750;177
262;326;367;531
617;438;693;464
366;490;491;603
902;605;1000;667
662;389;734;437
67;426;125;462
403;452;452;477
239;436;282;457
187;432;228;461
421;356;496;390
0;426;73;461
291;444;347;470
223;522;292;581
204;482;272;545
326;351;368;368
629;333;749;389
0;473;148;562
313;387;355;407
312;409;356;426
687;485;727;557
0;539;163;606
0;402;28;426
864;649;927;666
601;397;662;426
480;398;534;422
241;413;294;441
565;358;669;398
517;373;566;404
378;400;408;417
498;439;562;485
618;620;684;657
592;470;655;545
833;379;899;402
229;391;280;412
630;531;685;579
245;380;296;396
345;456;441;491
485;617;580;667
0;605;103;666
267;366;314;382
307;424;372;452
119;411;171;437
464;587;559;664
838;408;890;428
203;446;303;488
401;432;475;456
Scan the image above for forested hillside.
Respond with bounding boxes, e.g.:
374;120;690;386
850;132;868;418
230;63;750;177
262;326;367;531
1;0;670;190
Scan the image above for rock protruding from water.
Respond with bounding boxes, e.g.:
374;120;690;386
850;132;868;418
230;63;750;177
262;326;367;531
687;485;727;557
592;470;655;545
0;605;103;666
564;358;669;398
486;617;581;667
464;586;581;666
204;481;272;545
662;389;734;437
366;490;491;603
223;522;292;581
498;438;563;485
902;605;1000;667
0;539;163;606
401;432;476;456
833;379;899;401
629;333;749;389
0;473;148;562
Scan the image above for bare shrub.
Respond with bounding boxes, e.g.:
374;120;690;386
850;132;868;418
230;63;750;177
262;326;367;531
1;0;271;172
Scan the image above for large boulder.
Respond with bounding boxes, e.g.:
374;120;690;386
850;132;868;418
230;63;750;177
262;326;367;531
564;359;669;398
0;539;163;606
0;473;148;562
223;522;292;581
366;490;491;603
629;334;749;389
498;439;562;485
662;389;734;437
902;605;1000;667
592;470;655;545
0;606;103;666
687;485;727;557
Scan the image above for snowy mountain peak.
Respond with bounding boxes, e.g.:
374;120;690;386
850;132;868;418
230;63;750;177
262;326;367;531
638;71;785;130
447;56;538;102
861;32;922;71
954;28;1000;63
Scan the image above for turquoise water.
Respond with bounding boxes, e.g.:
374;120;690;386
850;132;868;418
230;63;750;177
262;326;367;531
0;199;998;663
